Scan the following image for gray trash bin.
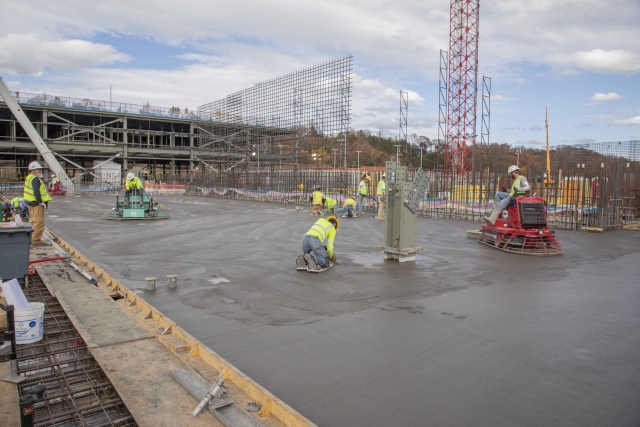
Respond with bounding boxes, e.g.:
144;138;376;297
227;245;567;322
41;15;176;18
0;224;33;284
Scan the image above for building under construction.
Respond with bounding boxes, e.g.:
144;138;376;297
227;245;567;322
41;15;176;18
0;57;352;180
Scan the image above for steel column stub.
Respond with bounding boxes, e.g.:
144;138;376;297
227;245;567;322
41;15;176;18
377;162;425;263
145;277;157;291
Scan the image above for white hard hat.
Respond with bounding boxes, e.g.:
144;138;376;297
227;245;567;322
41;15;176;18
382;173;386;178
508;165;520;174
126;172;135;180
51;173;56;177
28;161;44;171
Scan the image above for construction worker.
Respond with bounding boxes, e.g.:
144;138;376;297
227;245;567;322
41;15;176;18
24;161;52;246
324;196;338;214
485;165;531;225
124;172;145;201
309;184;324;216
336;196;357;218
374;174;386;220
10;197;29;221
357;173;370;213
297;215;339;271
49;173;60;192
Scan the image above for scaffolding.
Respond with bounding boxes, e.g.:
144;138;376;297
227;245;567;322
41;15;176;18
197;56;352;172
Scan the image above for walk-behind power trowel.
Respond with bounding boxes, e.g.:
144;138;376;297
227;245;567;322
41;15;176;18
103;189;170;220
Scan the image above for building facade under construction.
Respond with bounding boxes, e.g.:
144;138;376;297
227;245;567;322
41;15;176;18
0;56;353;179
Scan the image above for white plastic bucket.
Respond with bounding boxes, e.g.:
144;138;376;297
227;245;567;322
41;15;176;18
15;302;45;344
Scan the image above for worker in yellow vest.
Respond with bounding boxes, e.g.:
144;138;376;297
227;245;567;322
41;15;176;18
124;172;145;203
297;215;339;272
324;196;338;214
309;184;325;216
374;174;386;220
336;195;357;218
485;165;531;225
10;197;29;221
357;174;370;213
23;161;52;246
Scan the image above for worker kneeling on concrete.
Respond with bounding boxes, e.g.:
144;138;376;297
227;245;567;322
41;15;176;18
324;196;337;214
297;215;339;272
309;184;325;216
10;197;30;221
335;196;357;218
124;172;145;202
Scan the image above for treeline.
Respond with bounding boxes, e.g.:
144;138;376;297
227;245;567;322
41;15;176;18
345;130;637;174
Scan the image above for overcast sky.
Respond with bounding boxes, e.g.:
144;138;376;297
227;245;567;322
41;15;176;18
1;0;639;146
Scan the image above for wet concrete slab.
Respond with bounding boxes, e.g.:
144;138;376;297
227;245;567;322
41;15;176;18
46;195;640;426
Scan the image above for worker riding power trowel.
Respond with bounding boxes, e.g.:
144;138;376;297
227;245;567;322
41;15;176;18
103;170;170;220
297;215;340;273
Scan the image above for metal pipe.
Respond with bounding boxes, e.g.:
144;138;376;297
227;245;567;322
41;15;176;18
0;77;73;193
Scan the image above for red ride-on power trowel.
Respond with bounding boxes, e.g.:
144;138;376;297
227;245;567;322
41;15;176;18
477;195;563;256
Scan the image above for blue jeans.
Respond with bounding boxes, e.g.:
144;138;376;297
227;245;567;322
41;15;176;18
302;235;329;267
357;194;366;212
335;205;353;216
495;191;512;210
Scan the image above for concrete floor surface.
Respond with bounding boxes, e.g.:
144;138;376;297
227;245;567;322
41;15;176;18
46;195;640;427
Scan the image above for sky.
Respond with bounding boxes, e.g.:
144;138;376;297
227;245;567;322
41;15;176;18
0;0;639;147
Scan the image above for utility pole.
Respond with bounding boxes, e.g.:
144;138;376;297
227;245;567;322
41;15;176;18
545;107;550;188
356;150;361;173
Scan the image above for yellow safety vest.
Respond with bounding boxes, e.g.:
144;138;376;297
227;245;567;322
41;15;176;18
51;177;59;184
126;177;143;191
359;180;368;195
24;174;52;203
324;197;337;210
305;218;336;257
311;191;323;205
377;180;386;196
344;198;356;208
10;197;23;208
509;176;526;197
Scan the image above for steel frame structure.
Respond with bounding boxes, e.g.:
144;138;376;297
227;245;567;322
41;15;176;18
446;0;480;174
197;56;352;172
399;91;408;145
438;50;448;151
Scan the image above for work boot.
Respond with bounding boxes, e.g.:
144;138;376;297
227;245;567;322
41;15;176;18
296;250;307;271
485;208;502;225
341;213;347;218
304;253;318;271
309;212;315;216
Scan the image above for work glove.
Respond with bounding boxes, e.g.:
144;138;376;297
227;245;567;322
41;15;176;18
39;202;46;208
330;256;337;263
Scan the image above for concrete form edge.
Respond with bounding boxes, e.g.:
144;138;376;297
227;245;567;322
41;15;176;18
45;227;318;427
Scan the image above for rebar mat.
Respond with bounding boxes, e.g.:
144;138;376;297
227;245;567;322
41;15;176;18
15;274;137;427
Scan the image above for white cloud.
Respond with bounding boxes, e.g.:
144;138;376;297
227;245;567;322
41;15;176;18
491;95;513;102
613;116;640;126
0;33;129;76
589;92;622;105
529;125;543;131
572;50;640;75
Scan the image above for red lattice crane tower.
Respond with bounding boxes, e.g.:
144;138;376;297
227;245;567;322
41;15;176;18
446;0;480;174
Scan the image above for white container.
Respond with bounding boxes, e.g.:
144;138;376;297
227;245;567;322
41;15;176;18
15;302;45;344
